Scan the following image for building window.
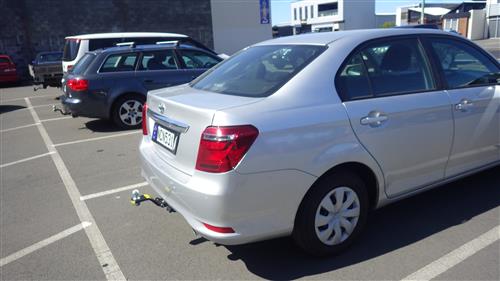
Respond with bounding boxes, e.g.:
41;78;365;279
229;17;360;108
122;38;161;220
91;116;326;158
305;6;308;20
294;8;297;21
311;5;314;18
318;3;338;17
299;7;302;20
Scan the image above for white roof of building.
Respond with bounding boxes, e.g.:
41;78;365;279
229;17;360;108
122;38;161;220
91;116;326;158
65;32;187;40
408;7;451;16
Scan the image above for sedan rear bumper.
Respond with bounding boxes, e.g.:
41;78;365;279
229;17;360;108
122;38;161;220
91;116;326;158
139;136;316;245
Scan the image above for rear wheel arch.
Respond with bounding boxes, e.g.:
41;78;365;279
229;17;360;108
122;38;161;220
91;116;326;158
110;92;146;129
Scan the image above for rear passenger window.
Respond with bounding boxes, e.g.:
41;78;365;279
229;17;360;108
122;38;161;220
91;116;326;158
179;50;220;69
361;39;435;97
100;53;138;73
139;50;178;71
337;54;373;100
430;39;499;88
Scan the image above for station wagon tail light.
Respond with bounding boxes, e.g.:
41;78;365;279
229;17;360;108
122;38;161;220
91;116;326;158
67;78;88;91
142;103;148;135
196;125;259;173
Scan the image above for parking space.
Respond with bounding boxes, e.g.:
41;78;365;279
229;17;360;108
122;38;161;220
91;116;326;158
1;85;499;280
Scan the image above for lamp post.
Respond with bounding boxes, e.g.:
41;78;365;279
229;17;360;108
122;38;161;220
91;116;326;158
421;0;426;24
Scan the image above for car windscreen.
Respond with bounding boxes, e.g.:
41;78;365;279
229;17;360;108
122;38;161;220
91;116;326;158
71;53;95;75
191;45;326;97
63;39;81;61
38;53;63;63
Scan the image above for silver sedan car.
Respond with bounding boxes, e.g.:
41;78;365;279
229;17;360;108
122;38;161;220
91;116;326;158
139;28;500;256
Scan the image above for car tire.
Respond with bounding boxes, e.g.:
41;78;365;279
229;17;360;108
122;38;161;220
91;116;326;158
293;170;369;256
112;94;146;130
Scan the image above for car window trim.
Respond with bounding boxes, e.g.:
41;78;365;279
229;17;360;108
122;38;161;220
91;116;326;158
421;34;500;91
335;34;440;102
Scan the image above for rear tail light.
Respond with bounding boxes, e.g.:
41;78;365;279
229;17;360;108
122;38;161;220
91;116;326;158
67;78;88;91
142;103;148;135
203;223;235;234
196;125;259;173
4;68;16;72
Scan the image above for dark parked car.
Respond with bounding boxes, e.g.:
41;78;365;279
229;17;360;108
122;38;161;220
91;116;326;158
0;55;18;84
29;51;63;88
59;43;222;128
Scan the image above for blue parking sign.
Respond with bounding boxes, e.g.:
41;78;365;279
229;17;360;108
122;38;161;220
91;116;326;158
260;0;270;24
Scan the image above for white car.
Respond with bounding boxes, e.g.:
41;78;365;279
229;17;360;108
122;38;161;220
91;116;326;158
62;32;218;73
138;28;500;256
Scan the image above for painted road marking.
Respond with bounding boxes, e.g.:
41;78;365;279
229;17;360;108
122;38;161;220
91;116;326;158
402;225;500;281
0;151;55;169
0;222;91;267
0;94;56;103
53;130;140;147
80;182;148;201
0;123;39;133
25;97;125;281
39;116;72;122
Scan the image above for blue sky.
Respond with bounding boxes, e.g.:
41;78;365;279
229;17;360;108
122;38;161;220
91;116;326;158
270;0;461;25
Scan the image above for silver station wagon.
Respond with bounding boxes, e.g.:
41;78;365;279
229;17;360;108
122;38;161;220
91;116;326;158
138;28;500;256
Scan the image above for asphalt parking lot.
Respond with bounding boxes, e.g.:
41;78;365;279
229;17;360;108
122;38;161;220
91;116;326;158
1;85;499;280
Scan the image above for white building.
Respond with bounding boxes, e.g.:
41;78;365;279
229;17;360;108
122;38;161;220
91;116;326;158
486;0;500;37
210;0;272;54
290;0;375;34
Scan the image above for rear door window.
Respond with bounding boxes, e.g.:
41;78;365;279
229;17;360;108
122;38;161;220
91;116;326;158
429;38;499;88
179;50;221;69
138;50;178;70
337;54;373;100
99;53;138;73
360;38;435;97
63;39;81;61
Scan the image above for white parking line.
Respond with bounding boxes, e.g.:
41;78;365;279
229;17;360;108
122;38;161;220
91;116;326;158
0;94;57;103
53;130;141;147
0;123;39;133
39;116;72;122
24;98;125;281
0;151;55;169
80;182;148;201
0;222;91;267
402;225;500;281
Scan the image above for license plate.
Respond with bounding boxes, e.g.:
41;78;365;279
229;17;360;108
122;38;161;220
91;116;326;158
152;123;180;154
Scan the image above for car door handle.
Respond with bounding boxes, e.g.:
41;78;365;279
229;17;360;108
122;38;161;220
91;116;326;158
455;99;474;112
360;111;388;127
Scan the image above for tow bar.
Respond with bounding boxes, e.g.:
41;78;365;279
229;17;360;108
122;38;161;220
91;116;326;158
130;189;175;213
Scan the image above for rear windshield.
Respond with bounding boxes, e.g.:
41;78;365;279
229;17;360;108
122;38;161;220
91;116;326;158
38;53;62;63
71;53;95;75
191;45;326;97
63;39;81;61
0;57;11;64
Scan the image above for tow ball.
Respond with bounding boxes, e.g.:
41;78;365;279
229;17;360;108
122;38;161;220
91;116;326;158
130;189;175;213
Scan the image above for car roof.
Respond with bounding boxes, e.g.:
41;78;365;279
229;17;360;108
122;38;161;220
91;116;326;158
91;43;205;54
65;32;188;40
254;28;458;47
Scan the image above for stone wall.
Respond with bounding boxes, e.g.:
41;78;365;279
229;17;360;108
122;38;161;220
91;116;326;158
0;0;213;79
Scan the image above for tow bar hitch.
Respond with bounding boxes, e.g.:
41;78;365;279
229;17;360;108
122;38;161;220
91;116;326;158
130;189;175;213
52;105;72;116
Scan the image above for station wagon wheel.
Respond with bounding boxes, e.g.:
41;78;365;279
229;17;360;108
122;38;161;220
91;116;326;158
293;171;368;256
112;94;146;129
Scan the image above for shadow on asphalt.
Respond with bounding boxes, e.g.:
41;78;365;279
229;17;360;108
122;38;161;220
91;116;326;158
223;166;500;280
84;119;131;133
0;105;26;114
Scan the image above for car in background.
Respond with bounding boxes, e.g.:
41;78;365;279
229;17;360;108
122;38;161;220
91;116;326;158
62;32;220;73
139;28;499;256
0;55;18;84
29;51;63;88
59;42;222;129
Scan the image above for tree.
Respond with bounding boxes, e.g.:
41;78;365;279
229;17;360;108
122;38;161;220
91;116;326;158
381;22;396;28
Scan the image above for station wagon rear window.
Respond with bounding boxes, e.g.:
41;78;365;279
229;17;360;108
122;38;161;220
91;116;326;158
191;45;326;97
71;53;95;75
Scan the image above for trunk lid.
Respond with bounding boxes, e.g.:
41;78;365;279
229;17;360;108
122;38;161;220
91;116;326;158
146;84;261;176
